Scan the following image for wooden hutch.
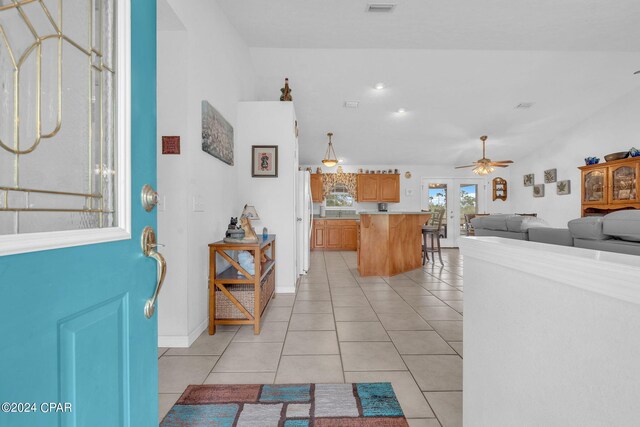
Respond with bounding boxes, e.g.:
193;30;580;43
579;156;640;217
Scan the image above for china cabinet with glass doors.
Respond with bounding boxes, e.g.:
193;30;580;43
579;157;640;216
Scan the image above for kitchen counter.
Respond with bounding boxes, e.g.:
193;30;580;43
313;215;359;220
358;212;432;277
359;211;432;215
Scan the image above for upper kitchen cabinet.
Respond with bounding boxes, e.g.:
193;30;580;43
357;174;400;202
311;174;324;202
379;175;400;202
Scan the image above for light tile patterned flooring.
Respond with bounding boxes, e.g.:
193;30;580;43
159;250;464;426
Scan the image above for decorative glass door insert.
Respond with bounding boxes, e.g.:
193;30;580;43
611;166;637;202
0;0;118;235
583;170;605;204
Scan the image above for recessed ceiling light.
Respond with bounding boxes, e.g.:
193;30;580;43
515;102;535;109
367;3;396;13
397;108;406;114
374;82;385;90
344;101;360;108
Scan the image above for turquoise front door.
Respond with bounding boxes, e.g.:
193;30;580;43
0;1;158;426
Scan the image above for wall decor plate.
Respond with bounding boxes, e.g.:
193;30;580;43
202;100;234;165
523;174;534;187
533;184;545;197
544;168;557;183
557;180;571;195
251;145;278;177
405;171;412;179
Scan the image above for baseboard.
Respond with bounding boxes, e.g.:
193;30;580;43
158;318;208;348
277;286;296;294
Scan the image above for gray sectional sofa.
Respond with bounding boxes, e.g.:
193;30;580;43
470;211;640;256
569;211;640;256
471;214;547;240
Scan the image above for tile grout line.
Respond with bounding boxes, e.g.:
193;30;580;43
339;251;442;422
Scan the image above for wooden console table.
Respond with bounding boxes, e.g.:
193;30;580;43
208;235;276;335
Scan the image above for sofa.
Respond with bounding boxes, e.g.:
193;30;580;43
568;211;640;256
471;214;547;240
470;211;640;256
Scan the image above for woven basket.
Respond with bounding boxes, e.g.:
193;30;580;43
215;268;275;319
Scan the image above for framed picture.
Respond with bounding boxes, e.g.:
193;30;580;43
544;168;557;183
533;184;545;197
523;174;534;187
252;145;278;177
202;100;234;165
557;180;571;195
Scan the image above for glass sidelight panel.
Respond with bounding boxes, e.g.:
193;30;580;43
459;184;478;236
0;0;118;235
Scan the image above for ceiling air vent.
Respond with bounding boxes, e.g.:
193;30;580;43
367;3;396;13
515;102;535;109
344;101;360;109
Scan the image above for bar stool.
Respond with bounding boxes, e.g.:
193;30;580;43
423;211;444;266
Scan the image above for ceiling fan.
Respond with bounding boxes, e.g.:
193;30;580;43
455;135;513;175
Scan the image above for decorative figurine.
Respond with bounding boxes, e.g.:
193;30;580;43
239;217;259;243
280;78;293;101
316;167;322;174
224;217;245;242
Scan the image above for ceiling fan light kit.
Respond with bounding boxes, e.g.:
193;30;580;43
455;135;513;176
322;132;339;167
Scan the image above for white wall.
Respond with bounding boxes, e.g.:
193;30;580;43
303;164;511;215
509;88;640;227
157;0;256;347
236;102;299;293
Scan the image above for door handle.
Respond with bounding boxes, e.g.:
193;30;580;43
141;226;167;319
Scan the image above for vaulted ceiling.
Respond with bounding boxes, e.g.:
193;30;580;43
218;0;640;165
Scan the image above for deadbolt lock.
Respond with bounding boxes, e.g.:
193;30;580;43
141;184;159;212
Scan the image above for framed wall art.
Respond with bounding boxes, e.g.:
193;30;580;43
252;145;278;177
557;180;571;195
544;168;557;183
533;184;545;197
202;100;234;165
523;174;534;187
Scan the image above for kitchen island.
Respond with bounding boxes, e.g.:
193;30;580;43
358;211;432;276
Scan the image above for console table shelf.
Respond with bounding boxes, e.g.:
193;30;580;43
208;235;276;335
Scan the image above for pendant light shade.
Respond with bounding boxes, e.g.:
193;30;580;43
321;132;338;167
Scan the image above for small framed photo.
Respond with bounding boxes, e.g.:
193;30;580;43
251;145;278;177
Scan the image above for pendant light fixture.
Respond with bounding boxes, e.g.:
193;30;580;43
322;132;339;167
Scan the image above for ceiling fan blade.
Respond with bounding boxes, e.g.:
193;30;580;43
455;165;477;169
489;164;509;168
491;160;514;164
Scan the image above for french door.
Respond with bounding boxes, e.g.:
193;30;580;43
421;178;485;247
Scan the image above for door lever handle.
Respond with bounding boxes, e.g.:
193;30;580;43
141;227;167;319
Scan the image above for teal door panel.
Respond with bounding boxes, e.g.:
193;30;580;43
0;1;158;426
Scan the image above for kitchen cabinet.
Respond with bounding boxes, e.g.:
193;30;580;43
357;174;400;203
579;157;640;216
312;219;357;251
357;174;379;202
379;175;400;202
326;226;343;248
342;226;357;250
311;174;324;202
